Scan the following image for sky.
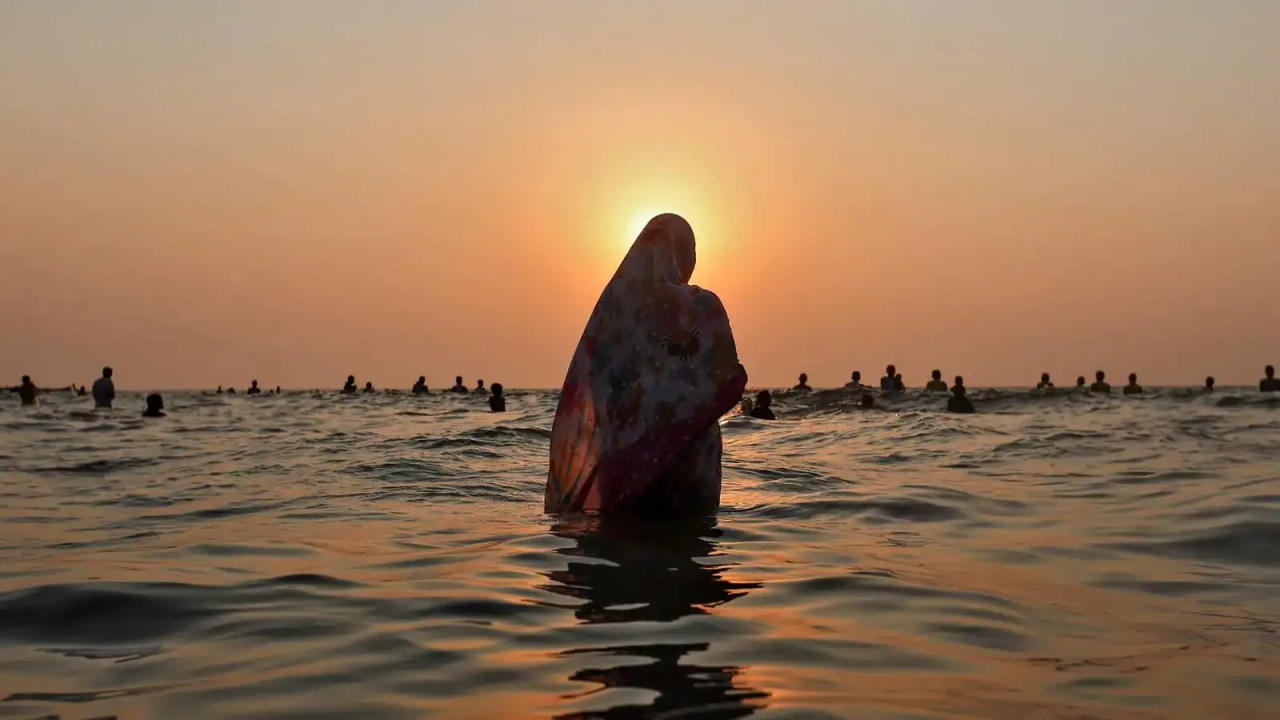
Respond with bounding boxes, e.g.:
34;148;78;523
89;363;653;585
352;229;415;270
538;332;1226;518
2;0;1277;389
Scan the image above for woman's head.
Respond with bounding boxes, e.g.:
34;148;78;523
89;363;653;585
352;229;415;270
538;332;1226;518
634;214;696;284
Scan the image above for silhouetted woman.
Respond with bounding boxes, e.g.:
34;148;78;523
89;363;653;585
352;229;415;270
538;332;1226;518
547;214;746;515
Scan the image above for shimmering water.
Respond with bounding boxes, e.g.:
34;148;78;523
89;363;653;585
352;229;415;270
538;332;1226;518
1;388;1277;719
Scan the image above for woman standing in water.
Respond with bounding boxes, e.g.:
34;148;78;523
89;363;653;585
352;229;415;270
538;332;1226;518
547;214;747;515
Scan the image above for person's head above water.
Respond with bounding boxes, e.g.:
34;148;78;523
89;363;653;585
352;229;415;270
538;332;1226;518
476;379;485;388
1267;365;1276;379
851;370;861;383
798;373;808;384
346;375;355;384
1096;370;1106;382
1077;376;1086;386
455;375;463;386
885;364;896;377
1129;373;1138;384
932;369;942;380
1205;376;1215;389
417;376;425;384
143;393;164;417
953;378;967;396
756;390;772;408
102;367;112;379
491;382;503;397
21;375;30;385
1041;373;1051;384
251;380;259;388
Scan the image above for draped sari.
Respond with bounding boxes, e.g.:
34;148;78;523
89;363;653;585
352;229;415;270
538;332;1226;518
547;214;747;514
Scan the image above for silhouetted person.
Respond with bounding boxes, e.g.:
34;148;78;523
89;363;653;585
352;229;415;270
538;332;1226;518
246;380;261;395
75;385;87;396
342;375;357;394
475;379;486;394
880;364;897;391
1090;370;1110;394
1123;373;1143;395
1204;376;1215;392
947;377;975;414
227;387;236;395
926;369;947;392
748;390;775;420
92;367;115;409
894;373;905;391
793;373;811;392
489;382;506;412
1076;376;1086;390
859;391;875;409
845;370;863;389
1037;373;1054;391
450;376;469;393
412;376;428;394
363;381;375;393
216;385;223;394
1261;365;1279;392
275;385;281;394
12;375;38;406
142;393;165;418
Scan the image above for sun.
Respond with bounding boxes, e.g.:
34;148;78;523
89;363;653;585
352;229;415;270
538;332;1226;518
626;209;665;243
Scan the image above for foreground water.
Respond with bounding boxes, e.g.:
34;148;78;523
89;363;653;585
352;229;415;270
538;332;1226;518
1;387;1277;719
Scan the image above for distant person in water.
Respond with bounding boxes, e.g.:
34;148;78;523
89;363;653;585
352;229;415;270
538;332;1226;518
1123;373;1143;395
894;373;905;391
1204;376;1215;392
547;213;746;514
12;375;38;406
75;385;87;396
247;380;262;395
880;365;897;391
845;370;863;389
1090;371;1110;394
342;375;357;394
227;387;236;395
216;385;223;394
1261;365;1279;392
793;373;812;392
489;383;506;412
142;393;166;418
1076;376;1086;390
1037;373;1055;391
450;376;469;393
363;381;375;393
859;391;876;409
947;377;975;414
275;386;281;394
926;369;947;392
475;379;486;394
92;367;115;409
412;376;428;394
749;390;775;420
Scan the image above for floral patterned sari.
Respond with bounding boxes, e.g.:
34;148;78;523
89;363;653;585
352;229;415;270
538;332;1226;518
547;214;747;514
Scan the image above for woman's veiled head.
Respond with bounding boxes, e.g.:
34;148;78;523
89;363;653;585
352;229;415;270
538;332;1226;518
634;213;696;285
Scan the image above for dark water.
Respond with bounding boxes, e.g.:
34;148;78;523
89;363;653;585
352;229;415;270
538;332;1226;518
1;388;1277;719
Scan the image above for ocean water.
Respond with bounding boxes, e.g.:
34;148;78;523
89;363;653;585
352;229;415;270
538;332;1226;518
1;387;1277;720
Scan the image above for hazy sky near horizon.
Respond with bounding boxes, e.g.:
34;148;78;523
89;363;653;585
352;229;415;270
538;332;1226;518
3;1;1277;389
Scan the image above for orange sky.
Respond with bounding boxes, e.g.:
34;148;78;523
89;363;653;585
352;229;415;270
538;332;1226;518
3;1;1277;389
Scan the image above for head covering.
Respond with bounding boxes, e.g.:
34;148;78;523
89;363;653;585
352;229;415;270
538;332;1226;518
547;214;746;514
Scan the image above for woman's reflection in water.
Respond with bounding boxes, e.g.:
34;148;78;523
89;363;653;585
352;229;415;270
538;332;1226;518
543;515;769;719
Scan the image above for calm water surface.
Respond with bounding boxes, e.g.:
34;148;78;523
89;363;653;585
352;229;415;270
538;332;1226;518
1;388;1277;719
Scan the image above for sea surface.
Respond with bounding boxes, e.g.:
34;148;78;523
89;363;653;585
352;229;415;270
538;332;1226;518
1;387;1277;719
